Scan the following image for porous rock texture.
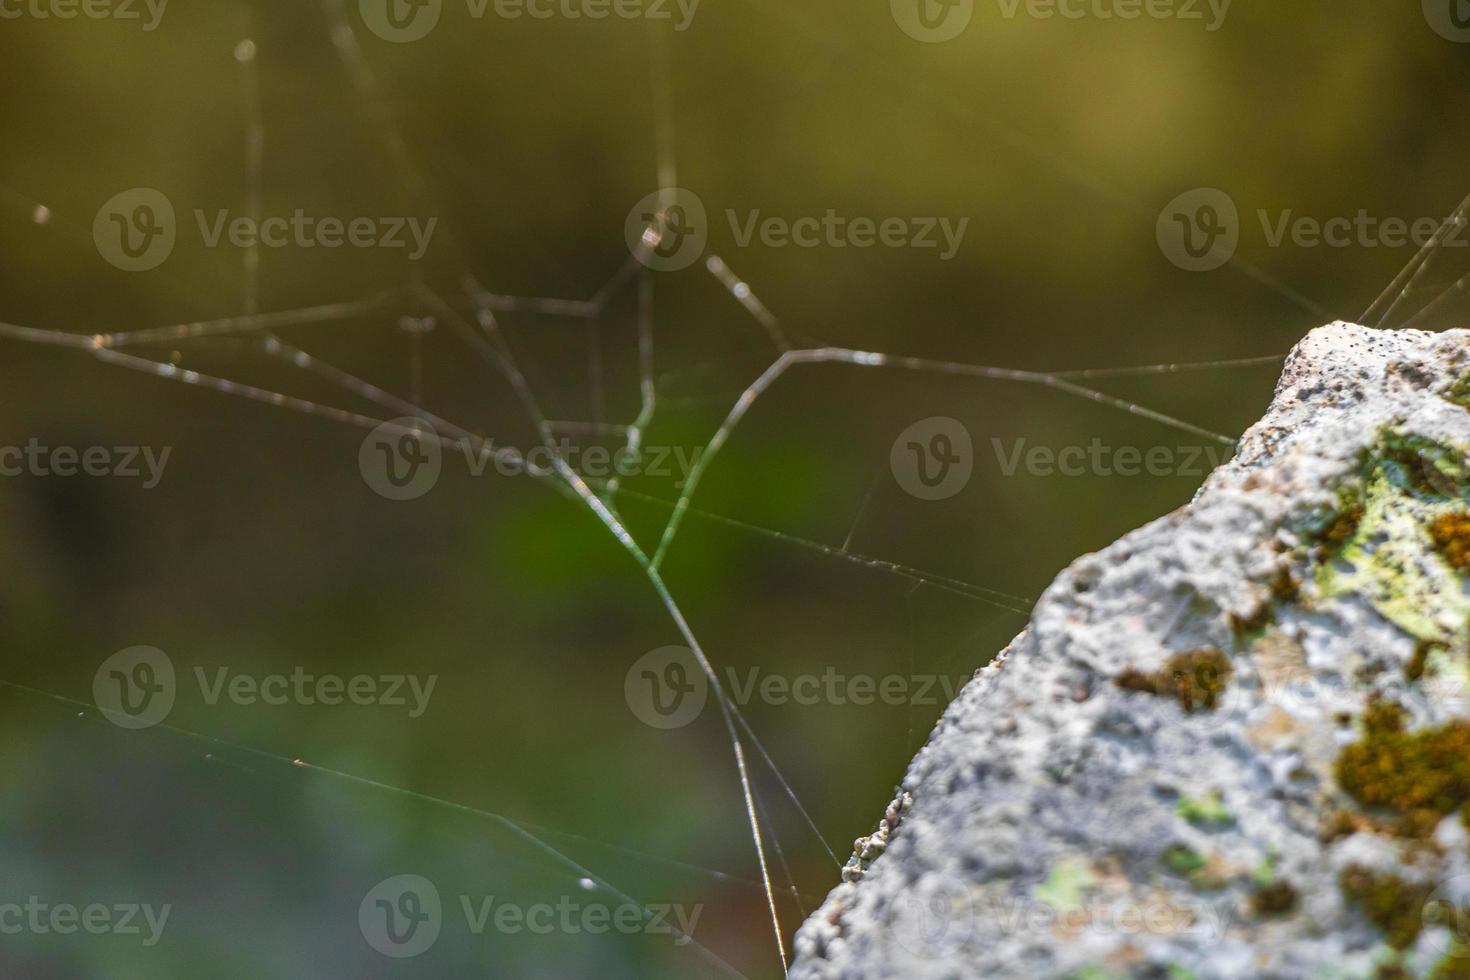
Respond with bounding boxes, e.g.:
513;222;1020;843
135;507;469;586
791;324;1470;979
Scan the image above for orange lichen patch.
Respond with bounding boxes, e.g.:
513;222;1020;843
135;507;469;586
1115;649;1232;714
1431;512;1470;571
1334;701;1470;839
1323;504;1366;547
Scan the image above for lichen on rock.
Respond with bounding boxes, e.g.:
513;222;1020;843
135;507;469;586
790;324;1470;980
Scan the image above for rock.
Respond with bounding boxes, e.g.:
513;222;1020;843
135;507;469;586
790;324;1470;980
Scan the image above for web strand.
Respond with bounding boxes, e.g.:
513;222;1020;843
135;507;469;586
1364;193;1470;328
0;679;751;980
2;10;1402;973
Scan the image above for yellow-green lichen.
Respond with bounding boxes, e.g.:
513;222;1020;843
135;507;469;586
1445;374;1470;411
1115;649;1232;714
1316;436;1470;652
1162;845;1206;876
1036;859;1095;908
1177;791;1234;829
1067;969;1121;980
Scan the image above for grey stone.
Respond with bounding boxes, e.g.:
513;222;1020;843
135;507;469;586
790;324;1470;980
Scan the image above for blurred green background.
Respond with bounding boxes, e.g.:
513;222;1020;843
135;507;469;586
2;1;1470;976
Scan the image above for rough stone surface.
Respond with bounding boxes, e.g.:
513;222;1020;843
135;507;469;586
790;324;1470;980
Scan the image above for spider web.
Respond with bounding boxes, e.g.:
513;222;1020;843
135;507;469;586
1;4;1468;977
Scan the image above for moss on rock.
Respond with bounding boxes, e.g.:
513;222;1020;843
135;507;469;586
1431;511;1470;572
1115;649;1232;714
1335;700;1470;839
1339;866;1434;949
